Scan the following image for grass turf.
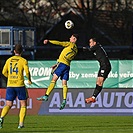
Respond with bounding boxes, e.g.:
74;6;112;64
0;115;133;133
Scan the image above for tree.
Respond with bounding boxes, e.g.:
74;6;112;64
0;0;132;45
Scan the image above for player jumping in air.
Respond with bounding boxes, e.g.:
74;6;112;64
37;34;79;110
83;38;111;104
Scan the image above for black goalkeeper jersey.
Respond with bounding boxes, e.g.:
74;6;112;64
90;43;111;68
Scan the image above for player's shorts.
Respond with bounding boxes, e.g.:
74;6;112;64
53;62;70;81
98;64;111;79
6;86;28;101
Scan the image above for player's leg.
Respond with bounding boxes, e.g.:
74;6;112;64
37;74;58;101
0;101;12;118
60;80;68;110
17;87;28;128
93;76;104;96
37;63;62;101
91;66;111;101
0;87;15;128
85;77;104;104
0;101;12;128
59;66;70;110
18;100;27;129
37;63;67;101
85;66;111;104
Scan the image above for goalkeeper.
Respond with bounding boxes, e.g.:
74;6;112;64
83;38;111;104
37;34;79;110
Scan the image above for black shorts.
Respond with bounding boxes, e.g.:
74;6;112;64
98;64;111;79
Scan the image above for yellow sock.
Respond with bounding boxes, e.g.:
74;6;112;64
19;106;27;126
46;80;56;95
1;105;10;118
63;85;68;99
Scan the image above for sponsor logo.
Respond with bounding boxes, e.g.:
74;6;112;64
39;89;133;114
0;98;32;109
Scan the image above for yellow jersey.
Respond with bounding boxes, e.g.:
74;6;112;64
2;55;31;87
49;40;78;66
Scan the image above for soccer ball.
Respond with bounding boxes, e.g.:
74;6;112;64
65;20;74;29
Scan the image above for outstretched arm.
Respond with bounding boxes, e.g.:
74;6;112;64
44;39;69;47
83;46;91;51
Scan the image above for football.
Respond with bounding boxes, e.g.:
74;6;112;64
65;20;74;29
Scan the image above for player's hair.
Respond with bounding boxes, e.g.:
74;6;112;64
14;44;23;54
91;38;97;42
72;34;79;40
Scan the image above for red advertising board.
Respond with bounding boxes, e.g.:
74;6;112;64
0;88;46;115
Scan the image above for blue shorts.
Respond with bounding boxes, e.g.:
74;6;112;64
53;62;70;81
6;86;28;101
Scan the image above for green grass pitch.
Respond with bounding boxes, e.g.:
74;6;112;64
0;115;133;133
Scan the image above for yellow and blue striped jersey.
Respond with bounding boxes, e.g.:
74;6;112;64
49;40;78;66
2;55;31;87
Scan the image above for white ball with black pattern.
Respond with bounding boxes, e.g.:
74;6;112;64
65;20;74;29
